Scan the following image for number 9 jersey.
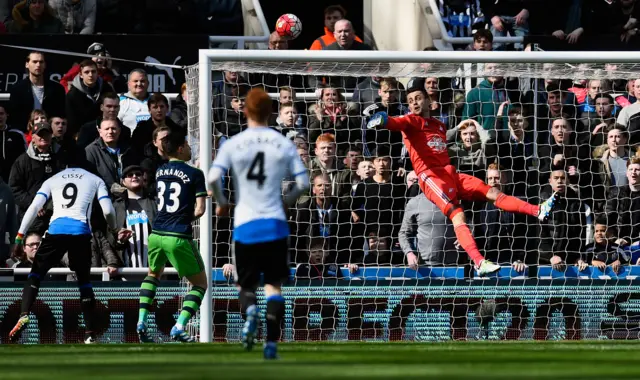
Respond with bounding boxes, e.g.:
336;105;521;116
209;127;307;244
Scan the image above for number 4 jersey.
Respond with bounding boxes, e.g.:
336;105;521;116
210;127;307;244
153;160;207;238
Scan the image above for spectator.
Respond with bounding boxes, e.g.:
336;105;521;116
131;93;180;149
584;219;628;274
362;228;404;266
140;125;171;194
325;19;372;51
271;102;298;139
538;116;586;188
308;133;344;196
578;93;617;149
308;86;359;154
85;118;136;192
0;105;26;183
398;186;456;269
118;69;150;132
606;155;640;246
11;232;40;268
309;5;363;50
448;120;494;179
295;238;344;279
0;175;17;264
593;125;630;199
77;93;131;149
423;77;457;129
617;78;640;127
49;116;82;167
269;87;304;130
48;0;96;34
9;121;64;235
214;81;249;137
65;59;115;139
471;28;493;51
111;165;156;269
484;0;531;50
170;83;188;129
8;51;65;133
5;0;64;33
538;167;593;270
23;109;47;146
60;43;123;94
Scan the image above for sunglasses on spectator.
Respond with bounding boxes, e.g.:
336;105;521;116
125;172;143;178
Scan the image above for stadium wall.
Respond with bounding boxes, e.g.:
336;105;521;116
2;282;639;344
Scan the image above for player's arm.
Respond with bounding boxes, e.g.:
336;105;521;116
283;144;310;207
208;142;232;207
96;179;117;232
15;181;51;245
366;112;415;132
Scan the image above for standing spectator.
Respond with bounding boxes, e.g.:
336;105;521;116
308;133;344;196
484;0;531;50
112;165;156;269
140;126;170;193
5;0;64;33
77;93;131;149
214;82;249;137
85;118;136;192
309;5;363;50
131;93;180;149
8;51;65;133
48;0;96;34
60;43;124;94
578;93;617;149
9;121;64;234
324;19;372;51
448;121;494;179
594;126;630;200
65;60;115;139
118;69;150;133
23;109;47;146
49;116;81;167
271;102;299;138
308;86;359;154
538;117;585;187
606;155;640;246
0;105;26;183
170;83;188;129
0;175;17;264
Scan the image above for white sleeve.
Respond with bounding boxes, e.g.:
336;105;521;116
208;141;232;206
283;143;310;207
96;178;117;231
17;180;51;236
96;177;110;202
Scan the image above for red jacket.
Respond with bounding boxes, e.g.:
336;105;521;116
309;27;363;50
60;65;115;93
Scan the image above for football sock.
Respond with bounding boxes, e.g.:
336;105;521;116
79;283;97;333
454;224;484;267
265;295;285;343
176;286;206;328
138;276;160;324
21;273;41;315
494;193;539;217
239;289;257;320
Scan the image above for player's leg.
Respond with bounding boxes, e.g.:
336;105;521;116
232;240;262;351
486;187;557;221
164;236;207;342
261;238;290;360
10;234;65;342
137;233;166;343
68;235;97;344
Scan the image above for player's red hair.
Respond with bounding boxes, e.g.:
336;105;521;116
244;88;273;123
315;133;335;145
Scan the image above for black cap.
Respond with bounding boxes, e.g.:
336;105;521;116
122;165;143;177
33;121;52;136
87;42;108;56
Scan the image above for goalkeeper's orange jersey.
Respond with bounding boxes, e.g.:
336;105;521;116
385;114;450;174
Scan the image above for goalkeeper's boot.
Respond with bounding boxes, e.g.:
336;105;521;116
170;325;195;343
241;304;259;351
476;260;501;277
137;322;154;343
84;332;97;344
9;315;29;343
263;342;279;360
538;191;558;222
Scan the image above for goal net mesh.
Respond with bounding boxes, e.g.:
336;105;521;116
184;57;640;342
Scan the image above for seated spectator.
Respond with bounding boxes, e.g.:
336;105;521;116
0;105;26;183
65;59;115;139
9;121;65;235
578;93;617;149
606;155;640;247
593;125;630;200
398;185;456;269
295;239;344;279
11;232;40;268
131;93;181;149
8;51;65;134
118;69;150;133
309;5;363;50
486;0;530;50
60;43;124;94
362;228;404;266
49;0;96;34
584;219;629;274
85;118;137;193
308;86;359;154
448;120;494;179
170;83;188;129
5;0;64;33
77;93;131;149
361;77;408;159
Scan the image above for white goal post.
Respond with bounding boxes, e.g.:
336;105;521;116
195;49;640;343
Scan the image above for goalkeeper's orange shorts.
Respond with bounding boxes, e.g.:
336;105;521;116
417;164;491;219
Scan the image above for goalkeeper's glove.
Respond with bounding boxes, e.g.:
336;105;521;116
367;111;388;129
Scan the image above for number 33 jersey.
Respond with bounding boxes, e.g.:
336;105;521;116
210;127;307;244
36;168;110;235
153;160;208;238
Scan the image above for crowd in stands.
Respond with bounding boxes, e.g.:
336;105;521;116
2;1;640;280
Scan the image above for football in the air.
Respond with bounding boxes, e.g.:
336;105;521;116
276;13;302;40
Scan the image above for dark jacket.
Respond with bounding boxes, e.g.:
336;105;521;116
76;117;131;150
606;185;640;244
85;138;138;191
584;241;629;265
293;197;345;254
8;142;64;233
5;0;65;33
170;94;188;129
8;77;66;133
0;127;26;183
65;76;114;138
131;118;181;150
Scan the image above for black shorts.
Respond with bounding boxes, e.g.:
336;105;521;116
232;238;290;289
32;234;92;282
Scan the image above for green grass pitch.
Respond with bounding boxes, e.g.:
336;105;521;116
2;342;640;379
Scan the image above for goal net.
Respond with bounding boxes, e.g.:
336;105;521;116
185;50;640;343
